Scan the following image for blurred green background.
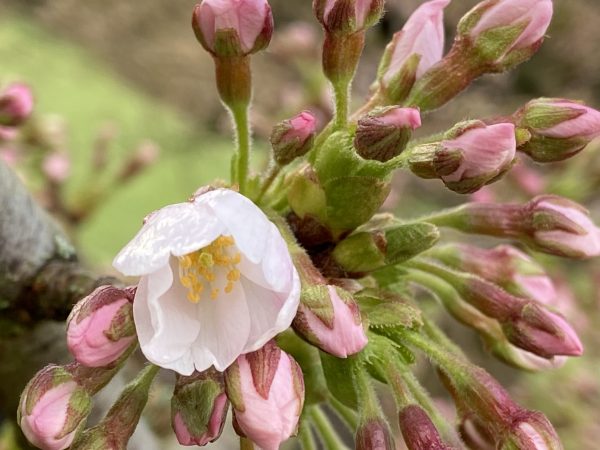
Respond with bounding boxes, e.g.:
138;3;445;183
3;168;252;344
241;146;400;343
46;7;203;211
1;0;600;448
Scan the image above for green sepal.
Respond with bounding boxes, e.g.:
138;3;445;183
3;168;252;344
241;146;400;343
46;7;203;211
472;21;529;64
356;290;423;332
172;376;224;438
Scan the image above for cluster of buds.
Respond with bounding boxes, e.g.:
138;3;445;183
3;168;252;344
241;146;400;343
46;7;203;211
438;361;562;450
405;0;554;111
15;0;600;449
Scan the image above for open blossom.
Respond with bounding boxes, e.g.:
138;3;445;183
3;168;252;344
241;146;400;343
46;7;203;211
381;0;449;87
19;366;91;450
226;342;304;450
192;0;274;56
67;286;136;368
113;188;300;375
468;0;553;52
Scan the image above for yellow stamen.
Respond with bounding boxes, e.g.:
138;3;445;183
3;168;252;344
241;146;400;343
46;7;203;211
177;235;242;303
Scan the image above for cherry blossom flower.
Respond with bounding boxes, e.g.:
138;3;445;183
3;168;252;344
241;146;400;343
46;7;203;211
113;188;300;375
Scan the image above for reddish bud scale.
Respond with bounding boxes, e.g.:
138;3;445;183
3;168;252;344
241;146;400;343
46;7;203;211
398;405;452;450
356;418;395;450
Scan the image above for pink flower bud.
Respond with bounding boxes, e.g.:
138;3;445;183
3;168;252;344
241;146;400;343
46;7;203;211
192;0;274;57
409;122;516;194
500;412;562;450
503;304;583;359
380;0;449;93
356;417;395;450
433;244;556;304
18;365;91;450
0;125;19;142
354;107;422;162
314;0;384;34
271;111;317;165
0;83;34;127
293;285;368;358
67;286;136;368
0;146;20;167
226;342;304;450
398;405;452;450
171;370;229;446
528;195;600;258
42;152;71;183
440;122;516;193
516;98;600;162
467;0;553;52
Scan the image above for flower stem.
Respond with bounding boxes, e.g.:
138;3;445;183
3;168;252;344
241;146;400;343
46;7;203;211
299;422;318;450
255;163;281;204
330;397;359;431
333;81;350;130
309;406;350;450
240;437;255;450
231;104;251;194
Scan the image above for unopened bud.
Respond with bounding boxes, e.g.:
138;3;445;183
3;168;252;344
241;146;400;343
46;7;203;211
271;111;317;165
500;412;562;450
225;341;304;450
377;0;449;104
398;404;452;450
436;195;600;259
67;286;136;368
313;0;384;35
192;0;273;57
515;98;600;162
430;244;556;304
171;369;229;446
354;107;421;162
459;416;495;450
332;222;440;274
502;302;583;359
356;417;395;450
293;285;368;357
459;0;553;71
18;365;91;450
408;121;516;193
527;196;600;258
0;83;33;127
42;152;71;184
70;365;159;450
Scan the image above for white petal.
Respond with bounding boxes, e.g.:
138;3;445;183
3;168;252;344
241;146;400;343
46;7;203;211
113;201;225;276
134;259;200;375
241;270;301;354
238;223;294;293
192;280;252;372
198;189;271;264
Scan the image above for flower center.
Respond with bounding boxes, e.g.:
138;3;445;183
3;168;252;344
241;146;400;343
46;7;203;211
178;236;242;303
